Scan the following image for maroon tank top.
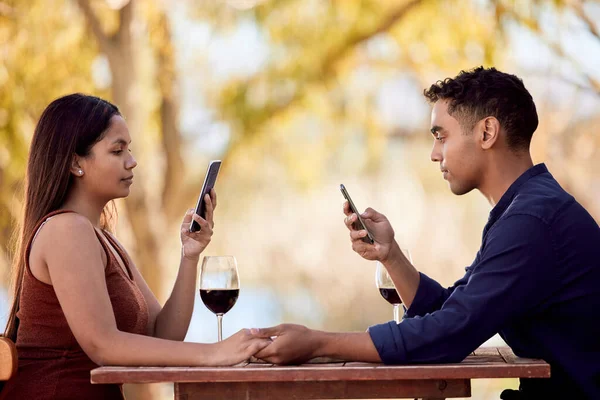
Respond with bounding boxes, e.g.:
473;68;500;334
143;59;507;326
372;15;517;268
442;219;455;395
0;210;149;400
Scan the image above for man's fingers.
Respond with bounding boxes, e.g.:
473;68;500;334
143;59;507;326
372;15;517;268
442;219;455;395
352;241;374;258
344;213;357;230
250;338;272;355
253;343;276;359
251;325;282;338
343;201;352;216
349;229;368;241
361;207;385;222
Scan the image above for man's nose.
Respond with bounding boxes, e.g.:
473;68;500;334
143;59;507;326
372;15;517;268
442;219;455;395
430;142;442;163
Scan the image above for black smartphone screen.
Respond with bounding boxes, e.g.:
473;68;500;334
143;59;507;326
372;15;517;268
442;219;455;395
190;160;221;232
340;184;375;244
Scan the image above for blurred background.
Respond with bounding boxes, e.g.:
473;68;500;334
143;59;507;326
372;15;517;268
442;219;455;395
1;0;600;399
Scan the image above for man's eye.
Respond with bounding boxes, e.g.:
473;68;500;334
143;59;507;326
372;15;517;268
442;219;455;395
112;150;123;154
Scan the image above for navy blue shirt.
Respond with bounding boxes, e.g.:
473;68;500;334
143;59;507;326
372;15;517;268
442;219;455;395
368;164;600;398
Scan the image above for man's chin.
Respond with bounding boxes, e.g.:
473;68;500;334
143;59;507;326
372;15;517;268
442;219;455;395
448;182;474;196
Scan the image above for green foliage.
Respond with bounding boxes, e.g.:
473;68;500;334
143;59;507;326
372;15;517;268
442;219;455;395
0;0;105;275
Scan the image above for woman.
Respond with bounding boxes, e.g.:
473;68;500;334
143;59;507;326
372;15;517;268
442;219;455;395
0;94;270;399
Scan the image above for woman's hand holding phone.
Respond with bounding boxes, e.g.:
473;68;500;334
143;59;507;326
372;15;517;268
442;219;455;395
181;189;217;261
343;201;396;263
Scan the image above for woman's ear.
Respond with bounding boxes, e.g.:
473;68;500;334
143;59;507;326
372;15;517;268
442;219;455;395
70;155;84;177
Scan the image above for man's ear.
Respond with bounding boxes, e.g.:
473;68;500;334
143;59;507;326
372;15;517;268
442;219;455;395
70;155;84;177
479;116;500;150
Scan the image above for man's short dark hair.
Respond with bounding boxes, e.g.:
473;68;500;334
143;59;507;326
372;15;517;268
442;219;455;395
423;67;538;150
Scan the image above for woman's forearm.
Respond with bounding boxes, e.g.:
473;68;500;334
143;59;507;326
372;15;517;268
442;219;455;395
153;255;199;340
95;330;213;366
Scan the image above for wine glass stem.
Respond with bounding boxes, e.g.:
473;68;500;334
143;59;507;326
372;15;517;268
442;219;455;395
393;304;401;324
217;314;223;342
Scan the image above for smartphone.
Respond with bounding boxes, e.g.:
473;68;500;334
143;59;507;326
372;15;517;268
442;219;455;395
339;184;375;244
190;160;221;232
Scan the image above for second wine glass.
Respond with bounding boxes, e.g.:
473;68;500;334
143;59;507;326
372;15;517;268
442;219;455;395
199;256;240;342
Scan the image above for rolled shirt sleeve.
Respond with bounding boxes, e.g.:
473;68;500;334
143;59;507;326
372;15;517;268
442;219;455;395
369;214;557;364
404;272;455;318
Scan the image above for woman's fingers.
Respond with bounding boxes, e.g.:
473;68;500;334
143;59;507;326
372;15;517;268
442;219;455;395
210;189;217;209
184;214;212;236
204;194;214;227
182;208;194;225
249;338;272;356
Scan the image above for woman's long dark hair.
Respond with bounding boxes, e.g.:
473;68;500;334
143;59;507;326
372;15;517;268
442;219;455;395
4;93;121;341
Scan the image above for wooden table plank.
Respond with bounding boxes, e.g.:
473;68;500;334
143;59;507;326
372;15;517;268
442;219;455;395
498;347;541;365
473;347;501;357
91;346;549;400
91;346;549;385
91;357;549;384
175;380;471;400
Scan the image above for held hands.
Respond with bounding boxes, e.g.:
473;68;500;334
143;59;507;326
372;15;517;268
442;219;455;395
343;201;395;262
212;328;272;366
251;324;321;365
181;189;217;261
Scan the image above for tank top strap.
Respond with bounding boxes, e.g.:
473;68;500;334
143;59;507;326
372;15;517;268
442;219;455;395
24;210;117;278
98;230;133;280
24;210;78;273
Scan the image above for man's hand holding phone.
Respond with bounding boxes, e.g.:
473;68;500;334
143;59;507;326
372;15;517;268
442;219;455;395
343;201;396;263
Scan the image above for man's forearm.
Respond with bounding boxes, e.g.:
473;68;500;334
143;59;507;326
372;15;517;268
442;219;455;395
314;331;381;363
382;242;420;308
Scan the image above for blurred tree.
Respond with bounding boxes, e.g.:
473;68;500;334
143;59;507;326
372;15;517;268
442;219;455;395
77;0;165;304
75;2;184;398
0;0;103;280
184;0;600;331
191;0;600;181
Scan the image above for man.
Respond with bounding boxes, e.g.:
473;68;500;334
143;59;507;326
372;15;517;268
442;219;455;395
253;67;600;399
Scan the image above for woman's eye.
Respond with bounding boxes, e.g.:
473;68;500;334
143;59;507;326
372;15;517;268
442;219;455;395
112;150;123;155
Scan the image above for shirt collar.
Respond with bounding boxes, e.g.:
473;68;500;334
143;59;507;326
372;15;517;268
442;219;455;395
488;163;548;224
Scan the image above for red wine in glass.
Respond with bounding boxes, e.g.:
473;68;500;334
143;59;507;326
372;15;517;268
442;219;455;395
200;289;239;315
375;249;411;323
200;256;240;341
379;288;402;305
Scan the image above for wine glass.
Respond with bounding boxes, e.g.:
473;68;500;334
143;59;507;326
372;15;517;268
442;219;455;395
199;256;240;342
375;249;412;323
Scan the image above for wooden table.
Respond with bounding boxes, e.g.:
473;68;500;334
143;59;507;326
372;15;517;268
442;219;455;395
91;347;550;399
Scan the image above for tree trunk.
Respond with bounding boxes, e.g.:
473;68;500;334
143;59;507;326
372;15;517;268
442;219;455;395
76;1;162;398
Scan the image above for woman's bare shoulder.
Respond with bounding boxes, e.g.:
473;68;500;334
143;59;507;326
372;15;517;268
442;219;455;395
36;212;102;255
42;212;94;234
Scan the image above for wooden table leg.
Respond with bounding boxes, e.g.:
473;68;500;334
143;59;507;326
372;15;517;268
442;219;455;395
174;379;470;399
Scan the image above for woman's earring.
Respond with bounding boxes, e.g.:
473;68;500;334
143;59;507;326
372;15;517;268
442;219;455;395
78;169;84;175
